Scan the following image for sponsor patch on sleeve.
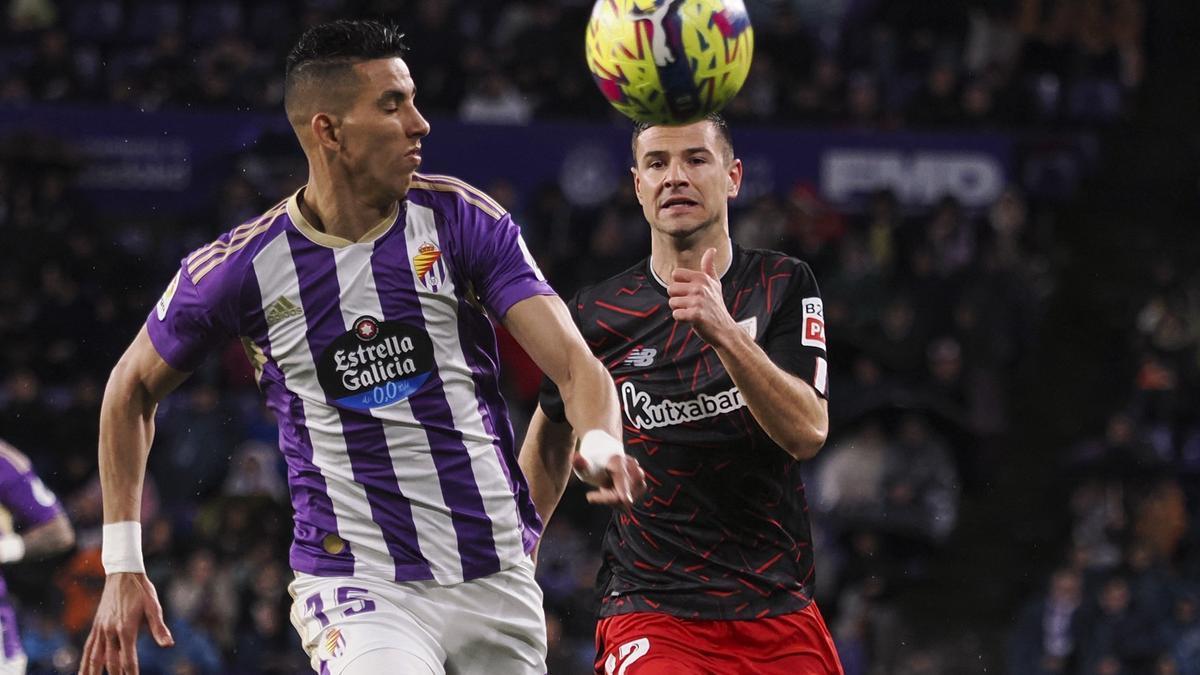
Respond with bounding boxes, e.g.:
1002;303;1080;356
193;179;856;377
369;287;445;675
801;297;825;349
156;270;181;321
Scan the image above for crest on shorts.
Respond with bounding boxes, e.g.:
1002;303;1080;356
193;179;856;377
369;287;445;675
413;242;447;292
323;627;346;659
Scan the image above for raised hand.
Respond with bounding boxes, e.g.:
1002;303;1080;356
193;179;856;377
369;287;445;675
667;247;738;347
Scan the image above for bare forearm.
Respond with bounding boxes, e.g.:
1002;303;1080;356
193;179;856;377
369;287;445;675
20;514;74;558
99;362;158;523
557;351;621;439
713;331;828;460
518;408;576;526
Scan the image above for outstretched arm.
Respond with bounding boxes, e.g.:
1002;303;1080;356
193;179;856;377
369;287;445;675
81;326;188;675
519;405;578;528
503;294;645;522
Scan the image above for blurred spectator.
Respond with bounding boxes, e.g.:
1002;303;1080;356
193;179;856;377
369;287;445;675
166;548;238;650
458;70;532;125
22;608;76;673
1008;568;1085;675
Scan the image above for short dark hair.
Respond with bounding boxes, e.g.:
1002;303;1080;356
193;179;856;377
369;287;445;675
284;20;408;116
631;113;735;164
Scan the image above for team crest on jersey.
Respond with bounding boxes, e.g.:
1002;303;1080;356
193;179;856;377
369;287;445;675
317;315;436;410
413;242;448;292
801;297;825;349
323;627;346;659
156;271;181;321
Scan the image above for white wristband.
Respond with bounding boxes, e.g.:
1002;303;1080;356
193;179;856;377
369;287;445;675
102;521;146;575
574;430;624;484
0;535;24;564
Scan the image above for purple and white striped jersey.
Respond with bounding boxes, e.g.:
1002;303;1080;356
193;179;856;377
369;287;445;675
146;174;554;585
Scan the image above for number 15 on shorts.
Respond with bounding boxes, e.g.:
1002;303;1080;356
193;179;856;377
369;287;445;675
305;586;377;627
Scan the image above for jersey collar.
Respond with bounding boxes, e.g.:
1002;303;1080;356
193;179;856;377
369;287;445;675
287;187;402;249
647;239;739;295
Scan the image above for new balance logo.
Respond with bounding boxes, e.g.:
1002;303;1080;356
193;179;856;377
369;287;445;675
622;347;658;368
265;297;303;325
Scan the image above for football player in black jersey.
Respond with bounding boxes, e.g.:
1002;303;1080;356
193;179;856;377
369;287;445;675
520;113;843;674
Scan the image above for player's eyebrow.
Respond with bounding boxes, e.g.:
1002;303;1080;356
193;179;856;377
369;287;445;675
378;87;415;104
641;147;713;161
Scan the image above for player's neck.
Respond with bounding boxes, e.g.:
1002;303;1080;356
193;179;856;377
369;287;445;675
299;177;398;243
649;236;733;285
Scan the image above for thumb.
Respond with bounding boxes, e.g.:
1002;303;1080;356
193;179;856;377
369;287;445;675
701;247;717;279
146;599;174;647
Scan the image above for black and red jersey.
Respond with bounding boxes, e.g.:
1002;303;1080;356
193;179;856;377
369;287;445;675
540;244;829;621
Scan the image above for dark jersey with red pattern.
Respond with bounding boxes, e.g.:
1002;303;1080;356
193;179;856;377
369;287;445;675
540;244;829;621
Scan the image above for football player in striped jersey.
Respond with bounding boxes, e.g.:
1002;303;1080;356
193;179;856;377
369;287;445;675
80;20;643;675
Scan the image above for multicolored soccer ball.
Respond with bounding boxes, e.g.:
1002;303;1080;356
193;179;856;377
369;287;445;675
585;0;754;124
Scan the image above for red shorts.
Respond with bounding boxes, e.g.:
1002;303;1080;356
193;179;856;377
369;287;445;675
594;603;844;675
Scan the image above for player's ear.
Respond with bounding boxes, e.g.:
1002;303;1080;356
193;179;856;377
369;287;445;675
727;158;742;199
311;112;341;151
631;166;645;205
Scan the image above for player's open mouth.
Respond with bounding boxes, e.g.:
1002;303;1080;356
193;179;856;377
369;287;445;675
660;197;699;211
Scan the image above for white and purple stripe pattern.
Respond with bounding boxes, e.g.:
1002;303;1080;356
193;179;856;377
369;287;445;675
148;178;552;585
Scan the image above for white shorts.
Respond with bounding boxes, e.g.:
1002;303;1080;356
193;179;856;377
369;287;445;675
288;559;547;675
0;655;24;675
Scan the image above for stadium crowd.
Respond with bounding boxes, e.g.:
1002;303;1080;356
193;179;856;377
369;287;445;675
2;1;1194;674
0;0;1143;128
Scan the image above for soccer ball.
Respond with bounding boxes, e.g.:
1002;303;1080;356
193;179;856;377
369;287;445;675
585;0;754;124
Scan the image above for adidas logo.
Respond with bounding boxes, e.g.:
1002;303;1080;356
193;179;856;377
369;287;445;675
265;297;303;325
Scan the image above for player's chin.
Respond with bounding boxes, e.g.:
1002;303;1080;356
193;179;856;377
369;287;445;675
657;217;709;239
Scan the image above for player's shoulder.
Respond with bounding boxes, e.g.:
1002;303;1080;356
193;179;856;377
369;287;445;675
572;258;651;307
737;246;819;287
737;245;810;274
182;196;292;286
0;439;32;475
407;173;508;223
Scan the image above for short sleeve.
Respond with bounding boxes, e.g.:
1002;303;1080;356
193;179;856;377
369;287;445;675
462;211;555;319
144;260;239;372
763;261;829;399
536;292;580;424
0;443;62;529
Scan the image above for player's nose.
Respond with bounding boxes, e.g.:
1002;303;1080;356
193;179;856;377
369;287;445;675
406;105;431;139
662;160;688;187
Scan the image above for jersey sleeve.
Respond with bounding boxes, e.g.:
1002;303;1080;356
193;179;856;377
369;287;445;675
536;292;580;424
144;257;241;372
460;208;555;319
0;442;62;530
763;261;829;399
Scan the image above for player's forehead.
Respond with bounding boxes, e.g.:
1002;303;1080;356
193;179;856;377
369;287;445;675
636;121;720;158
352;57;415;97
